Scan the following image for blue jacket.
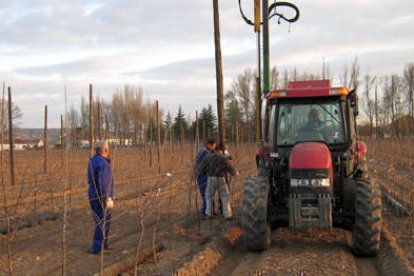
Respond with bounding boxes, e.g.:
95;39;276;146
87;154;114;201
194;147;212;179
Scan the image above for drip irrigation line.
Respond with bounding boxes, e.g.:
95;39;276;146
238;0;299;26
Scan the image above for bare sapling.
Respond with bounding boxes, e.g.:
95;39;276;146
171;125;175;156
61;115;64;167
180;123;183;162
99;206;108;275
152;187;161;262
34;168;38;220
61;112;69;275
149;113;153;167
235;121;239;161
134;178;148;276
194;112;201;230
186;167;193;225
409;152;414;235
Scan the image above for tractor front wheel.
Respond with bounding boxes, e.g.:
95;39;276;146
352;178;382;256
242;176;271;251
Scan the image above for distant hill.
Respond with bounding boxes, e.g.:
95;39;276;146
15;128;61;141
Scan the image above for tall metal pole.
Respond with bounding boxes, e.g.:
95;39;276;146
256;0;262;142
255;76;261;141
213;0;226;147
262;0;270;97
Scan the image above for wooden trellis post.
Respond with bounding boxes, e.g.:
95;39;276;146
89;84;94;157
105;114;109;140
44;105;48;174
156;101;161;173
7;87;15;186
97;101;102;141
195;111;200;150
61;114;64;167
149;113;153;167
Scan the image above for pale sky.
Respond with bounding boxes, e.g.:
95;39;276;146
1;0;413;127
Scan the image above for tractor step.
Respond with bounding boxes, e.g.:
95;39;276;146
288;194;332;229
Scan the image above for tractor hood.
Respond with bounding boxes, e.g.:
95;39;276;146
289;142;332;170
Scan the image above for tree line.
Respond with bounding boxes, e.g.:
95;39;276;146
2;60;413;146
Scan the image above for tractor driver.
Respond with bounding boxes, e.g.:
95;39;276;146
298;108;327;141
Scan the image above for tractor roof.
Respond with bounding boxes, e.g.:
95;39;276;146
269;80;349;99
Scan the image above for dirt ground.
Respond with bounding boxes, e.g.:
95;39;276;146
1;141;414;275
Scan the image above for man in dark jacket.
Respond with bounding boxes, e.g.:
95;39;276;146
194;139;216;217
87;140;114;254
202;143;237;220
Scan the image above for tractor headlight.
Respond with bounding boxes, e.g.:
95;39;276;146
290;179;309;187
310;178;330;187
290;178;330;187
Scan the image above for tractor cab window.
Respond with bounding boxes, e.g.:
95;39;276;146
277;100;345;145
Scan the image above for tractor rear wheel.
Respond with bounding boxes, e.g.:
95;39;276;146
242;176;271;251
352;178;382;256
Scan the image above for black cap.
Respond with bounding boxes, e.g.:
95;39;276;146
217;142;226;151
207;138;216;145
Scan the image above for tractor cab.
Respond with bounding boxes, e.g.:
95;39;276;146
276;100;345;145
267;80;354;148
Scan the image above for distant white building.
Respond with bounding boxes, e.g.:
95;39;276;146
1;137;43;151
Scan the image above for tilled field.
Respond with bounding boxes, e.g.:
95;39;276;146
1;141;414;275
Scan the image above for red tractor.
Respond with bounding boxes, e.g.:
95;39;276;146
242;80;381;256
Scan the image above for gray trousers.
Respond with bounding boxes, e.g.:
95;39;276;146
206;177;232;218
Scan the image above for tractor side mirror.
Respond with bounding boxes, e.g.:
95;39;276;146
348;89;359;117
352;99;359;117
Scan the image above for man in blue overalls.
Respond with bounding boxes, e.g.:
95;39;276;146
194;139;216;218
87;140;114;254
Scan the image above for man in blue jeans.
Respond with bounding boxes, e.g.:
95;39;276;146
87;140;114;254
202;143;237;220
194;139;216;218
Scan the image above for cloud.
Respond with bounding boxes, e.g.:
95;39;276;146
0;0;413;127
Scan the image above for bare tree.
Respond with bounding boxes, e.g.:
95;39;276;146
67;105;80;146
362;74;377;138
80;96;88;139
349;58;360;91
0;98;23;134
383;75;404;137
340;58;360;90
269;66;280;90
227;69;256;142
404;62;414;119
